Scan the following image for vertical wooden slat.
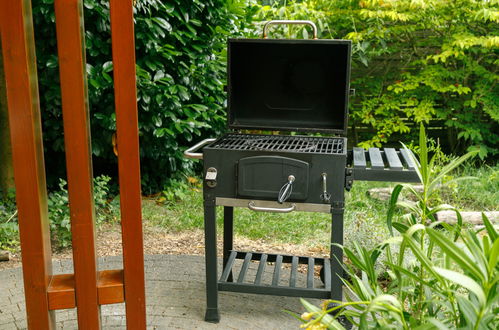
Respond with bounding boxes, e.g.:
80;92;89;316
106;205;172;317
53;0;101;327
109;0;147;328
0;0;56;328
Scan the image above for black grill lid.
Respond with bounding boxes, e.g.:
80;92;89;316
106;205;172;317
228;38;351;135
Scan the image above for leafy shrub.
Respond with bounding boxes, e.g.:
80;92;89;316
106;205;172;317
1;174;114;250
158;176;201;204
48;175;116;248
297;126;499;329
32;0;252;191
0;195;19;250
253;0;499;158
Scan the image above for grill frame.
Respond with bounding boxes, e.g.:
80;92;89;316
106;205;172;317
187;21;419;323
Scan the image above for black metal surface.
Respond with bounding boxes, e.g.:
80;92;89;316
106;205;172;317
228;39;351;134
211;133;345;154
218;250;333;299
203;139;347;204
238;156;309;200
204;202;220;323
195;29;420;324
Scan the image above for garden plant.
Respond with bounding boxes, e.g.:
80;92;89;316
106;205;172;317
297;126;498;329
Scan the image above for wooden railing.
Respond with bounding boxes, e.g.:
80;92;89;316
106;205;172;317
0;0;146;328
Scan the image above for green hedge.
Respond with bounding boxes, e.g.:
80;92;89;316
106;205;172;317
33;0;250;192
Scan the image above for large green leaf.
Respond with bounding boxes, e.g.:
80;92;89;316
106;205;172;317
456;296;478;325
434;267;486;306
426;228;484;282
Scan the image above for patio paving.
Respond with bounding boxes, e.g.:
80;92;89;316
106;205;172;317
0;255;322;329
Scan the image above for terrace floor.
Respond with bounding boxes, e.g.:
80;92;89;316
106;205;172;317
0;254;321;329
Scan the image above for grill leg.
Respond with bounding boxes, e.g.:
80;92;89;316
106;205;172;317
223;206;234;282
204;202;220;322
330;205;344;302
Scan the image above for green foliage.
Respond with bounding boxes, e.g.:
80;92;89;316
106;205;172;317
47;179;71;248
48;175;116;248
0;195;19;250
0;175;115;250
32;0;252;191
440;164;499;211
253;0;499;158
159;176;200;203
298;125;498;329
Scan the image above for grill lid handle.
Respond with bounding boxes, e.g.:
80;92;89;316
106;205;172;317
262;20;318;39
248;201;296;213
183;138;216;160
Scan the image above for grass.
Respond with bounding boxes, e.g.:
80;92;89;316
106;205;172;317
144;163;498;251
1;163;496;251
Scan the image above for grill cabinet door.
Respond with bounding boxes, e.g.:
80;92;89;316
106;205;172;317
237;156;309;201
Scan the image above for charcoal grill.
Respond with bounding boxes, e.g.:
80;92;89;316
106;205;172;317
184;20;419;323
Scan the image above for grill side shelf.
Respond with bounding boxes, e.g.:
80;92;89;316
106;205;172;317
348;147;419;183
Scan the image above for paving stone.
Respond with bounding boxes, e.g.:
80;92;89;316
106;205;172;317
0;255;328;329
0;322;17;330
0;313;14;325
14;320;26;330
0;304;20;314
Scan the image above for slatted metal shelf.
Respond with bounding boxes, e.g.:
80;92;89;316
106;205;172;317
218;251;331;299
349;147;419;182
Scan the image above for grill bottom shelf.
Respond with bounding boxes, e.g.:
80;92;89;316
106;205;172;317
218;251;332;299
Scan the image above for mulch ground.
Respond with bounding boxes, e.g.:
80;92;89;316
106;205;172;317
0;222;328;271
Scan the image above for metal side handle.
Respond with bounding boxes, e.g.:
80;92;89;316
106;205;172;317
263;20;318;39
248;201;296;213
183;138;216;160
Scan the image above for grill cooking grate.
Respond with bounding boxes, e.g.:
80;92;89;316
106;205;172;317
211;134;344;154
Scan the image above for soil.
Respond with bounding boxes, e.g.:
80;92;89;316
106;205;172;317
0;222;329;271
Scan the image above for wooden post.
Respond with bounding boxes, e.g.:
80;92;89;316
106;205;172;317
109;0;147;328
0;0;55;328
54;0;101;328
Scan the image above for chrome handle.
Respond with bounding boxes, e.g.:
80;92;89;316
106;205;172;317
248;201;296;213
262;20;318;39
183;138;216;159
277;175;295;204
321;173;331;203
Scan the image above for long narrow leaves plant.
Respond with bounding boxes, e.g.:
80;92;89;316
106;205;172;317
297;125;498;329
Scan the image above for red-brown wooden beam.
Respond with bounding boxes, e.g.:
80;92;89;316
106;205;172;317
0;0;56;328
47;270;125;310
54;0;101;328
109;0;147;328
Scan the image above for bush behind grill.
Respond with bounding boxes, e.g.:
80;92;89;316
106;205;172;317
32;0;253;192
